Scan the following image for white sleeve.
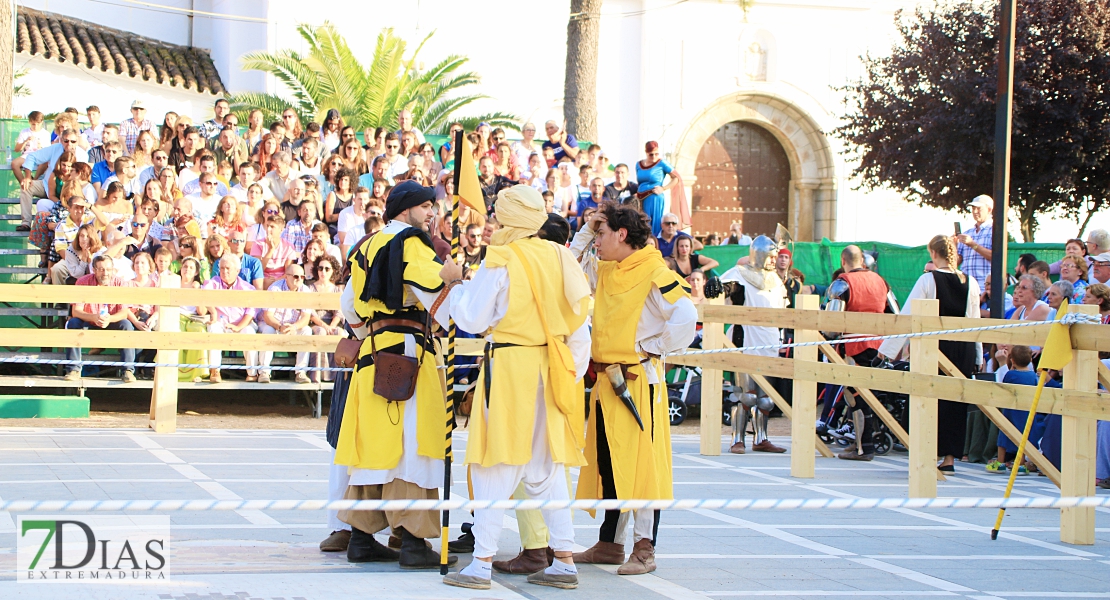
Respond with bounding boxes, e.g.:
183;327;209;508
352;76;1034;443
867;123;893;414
567;319;592;380
638;289;698;357
447;266;508;334
569;225;596;262
966;275;983;366
340;279;366;340
409;285;451;329
879;273;934;359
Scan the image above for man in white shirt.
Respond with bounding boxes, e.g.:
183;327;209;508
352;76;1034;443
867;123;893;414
230;162;273;202
395;109;426;145
381;133;408;178
722;222;753;246
264;151;300;202
81;105;105;149
12;130;88;230
181;154;230;196
138;149;171;189
186;173;224;227
258;263;314;384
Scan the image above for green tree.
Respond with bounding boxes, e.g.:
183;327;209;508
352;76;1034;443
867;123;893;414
227;23;517;135
835;0;1110;241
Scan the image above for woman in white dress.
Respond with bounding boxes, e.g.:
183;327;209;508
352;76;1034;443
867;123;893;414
879;235;981;473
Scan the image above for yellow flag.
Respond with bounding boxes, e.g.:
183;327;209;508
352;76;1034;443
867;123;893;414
456;135;485;214
1038;298;1073;371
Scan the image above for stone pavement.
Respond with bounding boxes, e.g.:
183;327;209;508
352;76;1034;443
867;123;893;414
0;427;1107;600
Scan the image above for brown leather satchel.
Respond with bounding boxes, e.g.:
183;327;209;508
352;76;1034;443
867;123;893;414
334;338;362;370
369;285;453;402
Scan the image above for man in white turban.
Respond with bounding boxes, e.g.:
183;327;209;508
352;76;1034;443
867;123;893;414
439;185;592;590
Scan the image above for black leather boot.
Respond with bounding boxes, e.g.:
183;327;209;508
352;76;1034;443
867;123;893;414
398;527;457;570
347;527;399;563
448;522;475;553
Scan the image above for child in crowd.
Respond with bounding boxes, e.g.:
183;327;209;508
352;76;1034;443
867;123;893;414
987;345;1058;474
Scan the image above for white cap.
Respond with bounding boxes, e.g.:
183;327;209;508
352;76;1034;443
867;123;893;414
967;195;993;210
1092;252;1110;264
131;99;146;109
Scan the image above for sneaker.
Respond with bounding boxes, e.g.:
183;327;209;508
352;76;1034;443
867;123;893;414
1097;478;1110;490
1015;465;1029;476
294;372;311;384
258;372;271;384
121;371;136;384
829;424;853;441
985;460;1008;474
64;370;80;381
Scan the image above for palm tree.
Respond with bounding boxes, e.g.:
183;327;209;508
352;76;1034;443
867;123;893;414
227;23;517;135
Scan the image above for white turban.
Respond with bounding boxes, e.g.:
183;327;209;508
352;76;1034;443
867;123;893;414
491;185;547;247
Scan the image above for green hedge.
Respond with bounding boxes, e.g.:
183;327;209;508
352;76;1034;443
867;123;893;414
699;239;1065;304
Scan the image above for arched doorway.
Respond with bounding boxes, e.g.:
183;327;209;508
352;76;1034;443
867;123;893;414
672;91;839;242
692;121;790;239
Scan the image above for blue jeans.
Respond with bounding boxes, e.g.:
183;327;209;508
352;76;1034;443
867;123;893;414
65;317;135;374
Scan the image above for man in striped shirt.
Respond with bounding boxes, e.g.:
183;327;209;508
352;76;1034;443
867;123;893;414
956;195;994;290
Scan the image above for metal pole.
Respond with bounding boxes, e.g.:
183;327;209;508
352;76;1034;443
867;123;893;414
990;0;1016;320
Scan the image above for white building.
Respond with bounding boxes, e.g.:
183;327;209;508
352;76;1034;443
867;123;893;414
12;0;1103;243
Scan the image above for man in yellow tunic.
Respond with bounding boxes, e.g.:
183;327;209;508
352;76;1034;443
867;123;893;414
572;204;697;575
439;186;592;590
334;180;457;569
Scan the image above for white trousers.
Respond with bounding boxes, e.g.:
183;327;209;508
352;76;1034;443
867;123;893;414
258;323;311;375
471;384;574;558
207;320;258;374
328;447;351;532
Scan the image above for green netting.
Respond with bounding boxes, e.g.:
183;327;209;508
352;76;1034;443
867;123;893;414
699;239;1066;304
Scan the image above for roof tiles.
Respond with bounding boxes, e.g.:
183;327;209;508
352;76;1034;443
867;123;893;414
16;7;226;95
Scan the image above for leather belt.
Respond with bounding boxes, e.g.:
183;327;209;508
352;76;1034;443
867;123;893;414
369;318;426;333
591;361;638;381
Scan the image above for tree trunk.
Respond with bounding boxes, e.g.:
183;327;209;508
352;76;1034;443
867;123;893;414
564;0;601;143
0;0;12;118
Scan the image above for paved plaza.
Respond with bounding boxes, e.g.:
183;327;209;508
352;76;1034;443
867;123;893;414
0;427;1108;600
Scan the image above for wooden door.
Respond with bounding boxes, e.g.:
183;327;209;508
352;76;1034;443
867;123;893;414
692;121;790;239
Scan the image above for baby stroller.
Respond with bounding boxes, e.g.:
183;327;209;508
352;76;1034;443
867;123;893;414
816;360;910;456
665;364;740;427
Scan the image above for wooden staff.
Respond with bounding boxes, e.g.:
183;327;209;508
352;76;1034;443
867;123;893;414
440;129;465;574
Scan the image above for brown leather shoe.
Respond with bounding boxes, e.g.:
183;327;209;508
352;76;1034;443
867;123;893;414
572;541;625;564
837;450;874;461
617;539;656;575
493;547;551;574
729;441;746;454
751;440;786;453
319;529;351;552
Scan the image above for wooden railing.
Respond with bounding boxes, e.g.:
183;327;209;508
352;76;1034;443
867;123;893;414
2;285;1107;545
0;284;344;431
670;295;1109;545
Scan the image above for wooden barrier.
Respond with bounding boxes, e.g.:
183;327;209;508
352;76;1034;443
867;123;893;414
790;294;820;478
673;292;1108;545
1061;303;1099;544
699;298;725;456
0;284;343;432
908;299;940;498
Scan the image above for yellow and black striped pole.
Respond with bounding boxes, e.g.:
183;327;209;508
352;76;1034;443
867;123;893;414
440;129;464;574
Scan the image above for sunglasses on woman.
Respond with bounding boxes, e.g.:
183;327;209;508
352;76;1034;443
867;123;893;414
265;208;280;215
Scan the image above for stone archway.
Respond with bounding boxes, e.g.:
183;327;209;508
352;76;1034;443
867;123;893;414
672;91;837;241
